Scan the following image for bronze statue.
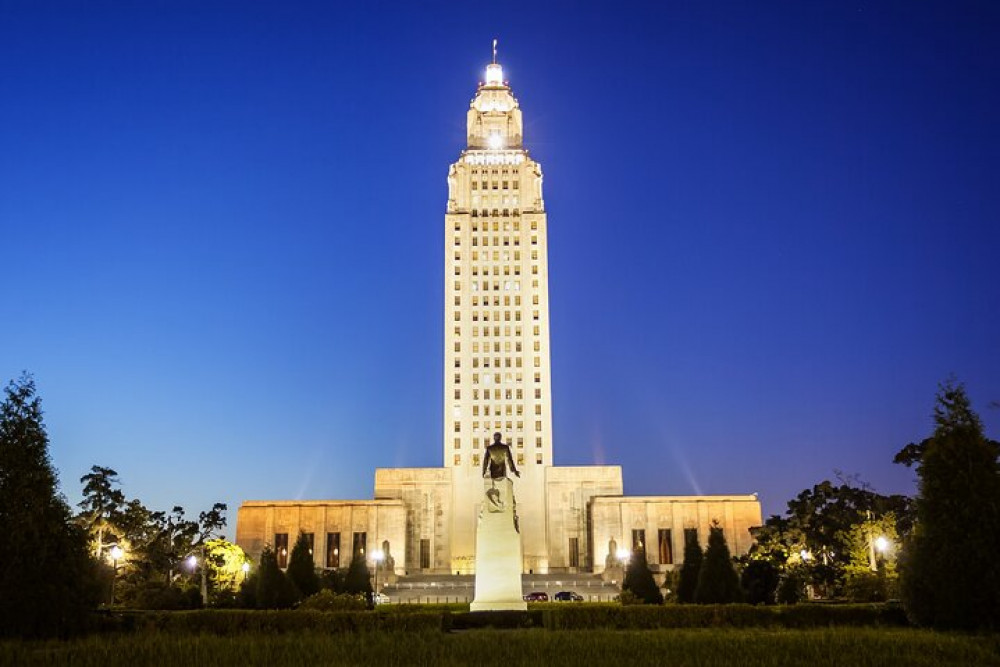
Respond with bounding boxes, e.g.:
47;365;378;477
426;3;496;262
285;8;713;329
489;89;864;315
482;432;520;480
482;432;520;532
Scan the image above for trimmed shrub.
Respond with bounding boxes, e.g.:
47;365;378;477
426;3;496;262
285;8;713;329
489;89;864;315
298;590;367;612
676;530;703;603
286;533;320;599
343;556;372;596
622;547;664;604
741;559;780;605
256;547;299;609
695;524;742;603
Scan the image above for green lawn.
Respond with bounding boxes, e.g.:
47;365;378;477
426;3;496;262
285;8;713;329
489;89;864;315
3;628;998;667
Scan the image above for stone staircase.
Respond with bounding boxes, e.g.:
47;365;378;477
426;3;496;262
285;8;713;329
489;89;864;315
381;572;621;604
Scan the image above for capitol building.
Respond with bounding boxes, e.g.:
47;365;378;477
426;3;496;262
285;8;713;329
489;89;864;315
236;55;761;581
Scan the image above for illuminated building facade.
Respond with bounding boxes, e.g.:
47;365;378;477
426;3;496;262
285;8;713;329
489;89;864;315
237;54;762;579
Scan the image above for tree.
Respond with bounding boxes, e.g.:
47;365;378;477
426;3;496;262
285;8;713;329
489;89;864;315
256;546;299;609
622;547;663;604
895;381;1000;630
741;559;779;605
694;523;742;603
343;555;373;596
0;374;99;637
286;532;320;599
676;530;703;603
78;465;125;559
204;538;250;603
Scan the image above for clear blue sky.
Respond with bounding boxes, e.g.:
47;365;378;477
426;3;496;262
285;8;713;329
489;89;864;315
2;1;998;534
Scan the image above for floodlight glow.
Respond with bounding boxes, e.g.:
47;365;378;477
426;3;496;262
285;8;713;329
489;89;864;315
110;545;123;560
373;549;385;563
485;63;503;85
241;562;251;573
616;548;630;562
799;549;812;562
187;554;197;570
489;134;503;150
874;536;890;553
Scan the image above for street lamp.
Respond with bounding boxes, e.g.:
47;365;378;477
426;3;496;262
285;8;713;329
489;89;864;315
109;545;124;606
241;562;251;582
372;549;385;603
874;536;890;554
616;548;630;565
799;549;812;562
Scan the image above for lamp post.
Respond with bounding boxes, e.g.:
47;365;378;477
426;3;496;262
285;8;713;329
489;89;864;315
241;561;251;583
109;545;123;606
372;549;385;603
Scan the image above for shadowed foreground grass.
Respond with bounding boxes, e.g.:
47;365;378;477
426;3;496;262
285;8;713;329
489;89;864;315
3;628;999;667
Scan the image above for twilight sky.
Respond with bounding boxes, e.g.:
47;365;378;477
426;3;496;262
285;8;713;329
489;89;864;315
2;1;998;534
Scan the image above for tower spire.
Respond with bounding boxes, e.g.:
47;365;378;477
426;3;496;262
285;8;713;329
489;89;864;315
492;38;497;64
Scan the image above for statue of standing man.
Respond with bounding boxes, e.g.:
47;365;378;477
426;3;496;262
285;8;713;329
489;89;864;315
482;432;520;532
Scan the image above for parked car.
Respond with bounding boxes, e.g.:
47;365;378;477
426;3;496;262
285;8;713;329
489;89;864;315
523;591;549;602
373;592;390;605
554;591;583;602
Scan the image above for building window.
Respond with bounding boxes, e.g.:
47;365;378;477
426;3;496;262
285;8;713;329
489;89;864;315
326;532;341;568
684;527;698;549
454;421;461;433
454;454;461;465
535;436;542;448
303;532;315;557
568;537;580;568
536;453;543;464
420;539;431;569
275;533;289;568
472;454;480;467
632;529;646;553
658;529;673;565
517;453;524;466
352;532;367;559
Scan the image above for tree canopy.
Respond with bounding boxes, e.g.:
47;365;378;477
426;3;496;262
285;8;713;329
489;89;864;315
0;374;98;637
896;381;1000;630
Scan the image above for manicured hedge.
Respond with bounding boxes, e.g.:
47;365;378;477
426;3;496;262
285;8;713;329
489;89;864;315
93;609;445;635
540;603;909;630
88;603;908;636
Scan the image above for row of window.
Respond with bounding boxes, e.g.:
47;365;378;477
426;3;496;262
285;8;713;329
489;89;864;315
451;325;542;338
453;372;544;385
456;356;542;369
453;436;533;449
272;532;368;570
470;180;520;190
451;219;539;233
454;420;545;433
628;528;700;566
454;452;544;466
454;313;541;326
452;388;544;400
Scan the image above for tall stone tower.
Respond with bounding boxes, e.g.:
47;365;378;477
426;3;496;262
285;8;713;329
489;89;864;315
444;53;553;573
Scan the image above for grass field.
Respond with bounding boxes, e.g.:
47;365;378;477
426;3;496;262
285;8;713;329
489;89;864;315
3;628;998;667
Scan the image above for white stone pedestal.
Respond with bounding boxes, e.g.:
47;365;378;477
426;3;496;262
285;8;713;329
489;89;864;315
470;477;526;611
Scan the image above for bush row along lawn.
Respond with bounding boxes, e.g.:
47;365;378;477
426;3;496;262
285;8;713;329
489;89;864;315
3;628;999;667
86;603;911;635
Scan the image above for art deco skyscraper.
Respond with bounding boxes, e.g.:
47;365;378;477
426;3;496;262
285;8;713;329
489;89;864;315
444;55;553;571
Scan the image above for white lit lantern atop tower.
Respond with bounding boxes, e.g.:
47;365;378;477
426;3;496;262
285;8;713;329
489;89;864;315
485;63;503;86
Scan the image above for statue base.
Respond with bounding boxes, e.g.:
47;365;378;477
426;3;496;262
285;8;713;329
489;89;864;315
470;477;526;612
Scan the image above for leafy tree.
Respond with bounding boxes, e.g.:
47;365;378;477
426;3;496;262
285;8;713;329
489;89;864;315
78;465;125;559
204;538;250;601
695;523;742;603
320;568;345;594
256;546;299;609
895;381;1000;630
776;568;805;604
676;530;703;603
0;374;99;637
343;555;373;596
840;513;899;602
741;559;779;605
286;532;320;598
622;547;663;604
